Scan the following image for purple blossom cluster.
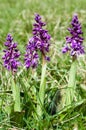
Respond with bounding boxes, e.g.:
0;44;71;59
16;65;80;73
62;14;85;57
2;14;85;73
2;34;20;72
24;14;51;69
24;37;39;68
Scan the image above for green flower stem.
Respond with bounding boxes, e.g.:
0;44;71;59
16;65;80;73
12;76;21;112
37;56;47;117
65;60;77;106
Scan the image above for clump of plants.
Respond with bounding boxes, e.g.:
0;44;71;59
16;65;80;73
1;13;85;129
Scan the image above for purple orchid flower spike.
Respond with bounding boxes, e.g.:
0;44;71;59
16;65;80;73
2;34;21;73
62;14;85;58
24;14;51;69
24;37;39;69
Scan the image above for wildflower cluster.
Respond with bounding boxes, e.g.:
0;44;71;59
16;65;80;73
62;14;84;57
2;34;20;72
24;14;51;69
2;14;85;72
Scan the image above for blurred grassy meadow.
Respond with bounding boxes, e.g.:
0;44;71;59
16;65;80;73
0;0;86;129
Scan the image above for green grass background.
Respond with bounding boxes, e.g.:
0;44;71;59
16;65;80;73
0;0;86;129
